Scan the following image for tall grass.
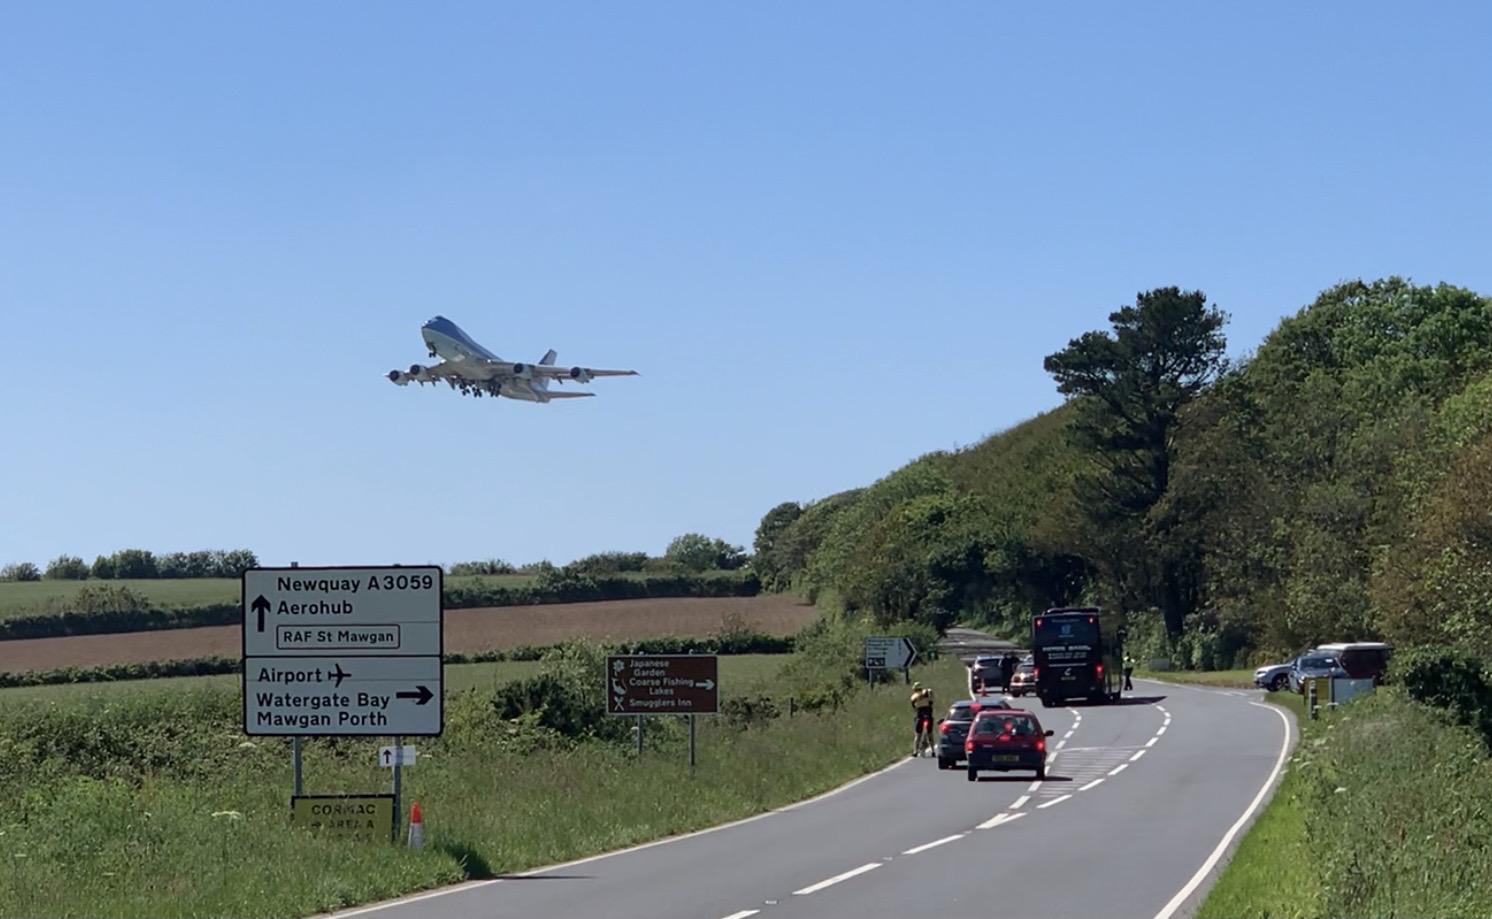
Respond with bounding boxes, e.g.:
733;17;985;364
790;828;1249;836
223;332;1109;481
0;657;967;918
1200;689;1492;918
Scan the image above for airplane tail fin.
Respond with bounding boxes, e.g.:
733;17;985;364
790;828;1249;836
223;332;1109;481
539;349;557;366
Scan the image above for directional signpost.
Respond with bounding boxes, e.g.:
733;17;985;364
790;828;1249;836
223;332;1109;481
606;654;718;769
242;565;443;736
379;745;417;768
243;564;443;844
864;636;918;685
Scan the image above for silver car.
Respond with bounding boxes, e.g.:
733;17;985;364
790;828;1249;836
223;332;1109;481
1288;652;1348;693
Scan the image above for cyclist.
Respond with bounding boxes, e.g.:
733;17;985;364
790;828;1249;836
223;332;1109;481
910;681;935;756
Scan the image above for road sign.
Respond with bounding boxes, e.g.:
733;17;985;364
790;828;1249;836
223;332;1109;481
379;745;417;767
242;566;443;736
291;794;395;844
606;654;718;715
864;636;917;670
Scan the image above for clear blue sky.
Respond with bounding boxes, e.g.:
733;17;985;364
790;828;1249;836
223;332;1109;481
3;2;1489;569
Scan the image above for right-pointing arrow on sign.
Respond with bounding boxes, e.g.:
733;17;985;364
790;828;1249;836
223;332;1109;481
396;685;434;705
697;679;715;691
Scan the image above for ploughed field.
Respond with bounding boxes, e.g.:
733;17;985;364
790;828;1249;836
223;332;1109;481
0;594;815;673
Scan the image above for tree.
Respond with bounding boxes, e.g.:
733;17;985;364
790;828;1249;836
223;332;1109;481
1;562;40;581
1044;287;1228;636
215;549;260;578
752;502;803;589
664;533;746;572
44;554;89;580
91;554;116;579
109;549;158;579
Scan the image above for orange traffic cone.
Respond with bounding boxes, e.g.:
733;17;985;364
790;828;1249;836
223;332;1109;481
407;801;424;850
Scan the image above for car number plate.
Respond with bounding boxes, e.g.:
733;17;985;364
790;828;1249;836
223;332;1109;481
991;754;1020;762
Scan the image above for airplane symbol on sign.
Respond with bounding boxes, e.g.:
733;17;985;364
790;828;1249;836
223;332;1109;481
330;663;350;688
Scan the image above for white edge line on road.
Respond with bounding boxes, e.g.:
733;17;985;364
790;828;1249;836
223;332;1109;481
1108;763;1128;776
323;754;915;917
793;862;881;895
1054;740;1067;751
902;834;965;855
1152;701;1294;919
1010;795;1030;809
1146;737;1159;747
1130;749;1147;762
722;912;760;919
1079;778;1104;791
1036;794;1072;809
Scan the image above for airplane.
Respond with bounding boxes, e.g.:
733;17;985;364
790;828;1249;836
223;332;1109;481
386;315;638;403
330;663;349;688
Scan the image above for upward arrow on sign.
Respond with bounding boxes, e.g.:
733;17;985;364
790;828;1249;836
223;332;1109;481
251;595;270;633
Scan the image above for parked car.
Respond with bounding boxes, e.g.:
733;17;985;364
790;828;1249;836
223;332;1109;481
1314;642;1394;683
970;656;1004;692
936;697;1013;769
1008;657;1036;697
1254;654;1304;692
1289;652;1348;693
964;708;1051;781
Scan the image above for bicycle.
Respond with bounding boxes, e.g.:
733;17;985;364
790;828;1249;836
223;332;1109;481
912;711;934;757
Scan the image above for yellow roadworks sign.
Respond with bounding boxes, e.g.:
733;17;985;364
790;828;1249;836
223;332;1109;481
291;794;394;843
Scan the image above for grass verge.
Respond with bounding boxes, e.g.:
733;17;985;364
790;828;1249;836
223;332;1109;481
1200;686;1492;918
0;652;965;919
1136;668;1256;689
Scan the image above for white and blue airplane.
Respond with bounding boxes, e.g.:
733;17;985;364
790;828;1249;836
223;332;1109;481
387;316;638;403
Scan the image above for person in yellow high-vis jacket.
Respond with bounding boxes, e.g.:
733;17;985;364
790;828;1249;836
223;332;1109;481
910;682;935;756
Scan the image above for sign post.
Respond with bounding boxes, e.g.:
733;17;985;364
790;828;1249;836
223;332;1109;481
864;637;918;685
243;565;443;842
607;654;718;769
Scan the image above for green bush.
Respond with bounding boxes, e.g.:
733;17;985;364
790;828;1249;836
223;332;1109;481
718;693;781;729
43;555;89;580
1;562;41;582
1387;646;1492;748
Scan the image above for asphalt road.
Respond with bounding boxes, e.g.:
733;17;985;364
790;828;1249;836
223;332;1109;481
330;675;1294;919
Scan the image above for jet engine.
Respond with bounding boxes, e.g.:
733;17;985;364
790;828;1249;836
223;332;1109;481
407;363;431;382
510;363;534;380
387;369;410;385
569;366;594;383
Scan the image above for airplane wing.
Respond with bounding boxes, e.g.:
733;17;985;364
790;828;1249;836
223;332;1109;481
543;391;596;399
530;366;639;382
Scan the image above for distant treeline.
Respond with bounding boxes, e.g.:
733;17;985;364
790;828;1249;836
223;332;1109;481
753;278;1492;670
0;632;794;689
0;570;761;641
3;533;750;583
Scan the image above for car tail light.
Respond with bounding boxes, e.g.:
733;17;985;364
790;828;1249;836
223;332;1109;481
939;721;951;734
964;739;974;752
1096;663;1104;676
1033;666;1040;679
1036;739;1045;753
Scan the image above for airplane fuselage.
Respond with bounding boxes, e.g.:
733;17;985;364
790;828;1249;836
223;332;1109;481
419;316;548;402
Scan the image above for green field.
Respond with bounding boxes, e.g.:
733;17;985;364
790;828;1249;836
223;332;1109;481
0;654;790;704
0;647;966;919
0;575;547;619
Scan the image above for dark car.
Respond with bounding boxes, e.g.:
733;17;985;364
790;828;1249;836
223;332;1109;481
936;697;1013;768
970;656;1004;693
964;709;1051;781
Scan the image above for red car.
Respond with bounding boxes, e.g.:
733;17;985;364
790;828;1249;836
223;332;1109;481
964;709;1052;781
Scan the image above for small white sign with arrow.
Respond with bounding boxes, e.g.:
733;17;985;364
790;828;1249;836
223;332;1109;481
379;745;417;768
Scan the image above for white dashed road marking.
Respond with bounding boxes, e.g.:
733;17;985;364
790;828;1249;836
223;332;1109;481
1037;794;1072;810
793;863;881;896
1080;779;1104;791
977;812;1026;830
721;912;760;919
1131;750;1147;762
1108;764;1128;776
1010;795;1030;809
901;834;964;855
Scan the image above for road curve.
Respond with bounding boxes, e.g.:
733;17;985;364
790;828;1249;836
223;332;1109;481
325;674;1294;919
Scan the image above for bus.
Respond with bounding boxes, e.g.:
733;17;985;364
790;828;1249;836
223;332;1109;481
1030;606;1125;706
